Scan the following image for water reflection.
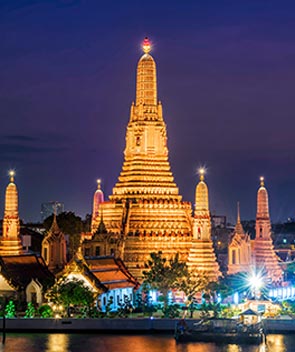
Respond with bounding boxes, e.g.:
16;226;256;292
0;334;290;352
46;334;69;352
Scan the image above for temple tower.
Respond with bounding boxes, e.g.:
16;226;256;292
42;214;67;273
91;179;105;233
253;177;283;282
187;169;220;281
94;38;192;279
0;171;23;255
228;203;251;275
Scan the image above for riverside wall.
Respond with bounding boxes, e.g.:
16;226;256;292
0;318;293;333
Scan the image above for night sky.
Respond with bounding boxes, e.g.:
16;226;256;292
1;0;295;223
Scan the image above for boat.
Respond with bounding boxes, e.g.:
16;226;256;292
174;318;264;345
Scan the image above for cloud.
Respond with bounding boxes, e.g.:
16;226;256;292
3;135;39;142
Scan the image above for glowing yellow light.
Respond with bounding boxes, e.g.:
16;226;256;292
8;170;15;177
142;37;151;54
260;176;265;186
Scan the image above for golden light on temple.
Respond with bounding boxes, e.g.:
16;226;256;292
142;37;151;54
260;176;264;186
97;179;101;188
9;170;15;182
198;167;205;181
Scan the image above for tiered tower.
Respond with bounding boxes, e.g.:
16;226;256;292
228;203;251;275
94;38;192;279
91;179;105;233
0;171;23;255
187;169;220;281
253;177;282;282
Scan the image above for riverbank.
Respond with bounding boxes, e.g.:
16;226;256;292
0;317;293;333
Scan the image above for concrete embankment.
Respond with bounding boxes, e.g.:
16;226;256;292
0;318;294;334
263;319;295;333
0;318;182;333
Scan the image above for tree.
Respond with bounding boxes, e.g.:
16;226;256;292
142;251;188;311
178;272;208;317
46;278;96;317
25;302;36;318
44;212;83;259
5;300;16;318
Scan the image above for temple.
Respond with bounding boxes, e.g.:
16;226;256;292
228;203;251;275
187;169;220;281
253;177;283;282
0;171;23;255
42;214;67;273
91;38;192;279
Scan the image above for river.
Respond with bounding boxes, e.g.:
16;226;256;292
0;333;291;352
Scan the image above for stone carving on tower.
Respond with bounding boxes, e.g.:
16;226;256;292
42;214;67;273
253;177;283;283
92;38;193;279
187;169;220;281
0;171;23;255
228;203;251;275
91;179;105;233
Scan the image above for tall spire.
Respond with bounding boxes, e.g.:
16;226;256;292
257;176;269;221
254;176;283;282
110;37;181;202
91;179;105;233
0;171;23;255
195;168;209;215
235;202;245;235
188;168;220;280
135;37;157;107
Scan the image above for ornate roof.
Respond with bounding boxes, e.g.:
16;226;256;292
0;254;54;290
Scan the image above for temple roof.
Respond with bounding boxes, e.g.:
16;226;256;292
85;256;139;290
0;254;54;289
257;177;269;219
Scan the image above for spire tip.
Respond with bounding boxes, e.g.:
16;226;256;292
260;176;264;187
8;170;15;182
142;37;151;54
198;167;205;181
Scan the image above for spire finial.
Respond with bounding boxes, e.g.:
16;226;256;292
9;170;15;183
142;37;151;54
237;201;241;223
198;168;205;181
97;179;101;189
260;176;265;187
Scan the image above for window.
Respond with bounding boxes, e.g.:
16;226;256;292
110;248;115;256
232;249;236;265
95;246;100;256
84;248;90;257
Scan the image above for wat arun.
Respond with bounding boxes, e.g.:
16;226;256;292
92;38;197;279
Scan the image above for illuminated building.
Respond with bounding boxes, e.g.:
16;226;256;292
253;177;283;282
42;214;67;273
0;171;23;255
187;169;220;281
91;179;105;233
228;203;251;275
0;172;54;303
91;38;192;279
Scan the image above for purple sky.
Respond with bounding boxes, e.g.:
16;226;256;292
1;0;295;223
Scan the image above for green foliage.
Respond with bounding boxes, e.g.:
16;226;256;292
142;251;188;312
5;300;16;318
46;278;96;317
38;304;53;318
105;296;114;317
25;302;36;318
135;291;155;317
116;295;134;318
162;304;181;318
